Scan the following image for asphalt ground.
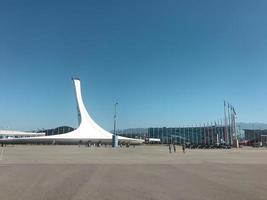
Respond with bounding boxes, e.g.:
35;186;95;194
0;145;266;200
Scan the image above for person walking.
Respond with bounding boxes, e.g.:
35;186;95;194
173;143;176;153
169;144;172;153
182;144;185;153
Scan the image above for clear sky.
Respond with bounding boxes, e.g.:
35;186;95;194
0;0;267;131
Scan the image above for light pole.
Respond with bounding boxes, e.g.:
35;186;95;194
112;102;118;147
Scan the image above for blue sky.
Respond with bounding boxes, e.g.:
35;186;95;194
0;0;267;131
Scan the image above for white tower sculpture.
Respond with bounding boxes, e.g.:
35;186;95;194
0;78;144;145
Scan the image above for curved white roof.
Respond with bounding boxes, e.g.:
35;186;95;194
0;130;45;137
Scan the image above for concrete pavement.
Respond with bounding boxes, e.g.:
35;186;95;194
0;145;266;200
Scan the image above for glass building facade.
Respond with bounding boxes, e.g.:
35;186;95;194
116;128;148;140
117;126;231;145
244;129;267;143
37;126;74;136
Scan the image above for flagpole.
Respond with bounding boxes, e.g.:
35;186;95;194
228;102;232;146
224;101;228;145
207;122;210;145
204;123;206;145
211;121;214;145
220;118;223;144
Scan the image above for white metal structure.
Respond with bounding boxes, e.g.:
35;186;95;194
0;78;144;145
0;130;45;137
147;138;161;143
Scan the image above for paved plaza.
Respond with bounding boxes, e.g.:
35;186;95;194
0;145;266;200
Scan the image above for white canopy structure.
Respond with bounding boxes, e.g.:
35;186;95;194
0;78;144;145
0;130;45;138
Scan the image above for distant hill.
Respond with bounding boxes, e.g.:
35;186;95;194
237;122;267;130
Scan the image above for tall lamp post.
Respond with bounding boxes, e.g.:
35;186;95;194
112;102;118;147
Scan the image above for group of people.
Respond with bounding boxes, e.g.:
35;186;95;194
78;140;136;148
168;143;185;153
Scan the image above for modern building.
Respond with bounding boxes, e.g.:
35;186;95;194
117;125;231;145
0;130;45;139
244;129;267;144
37;126;74;136
116;128;148;139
